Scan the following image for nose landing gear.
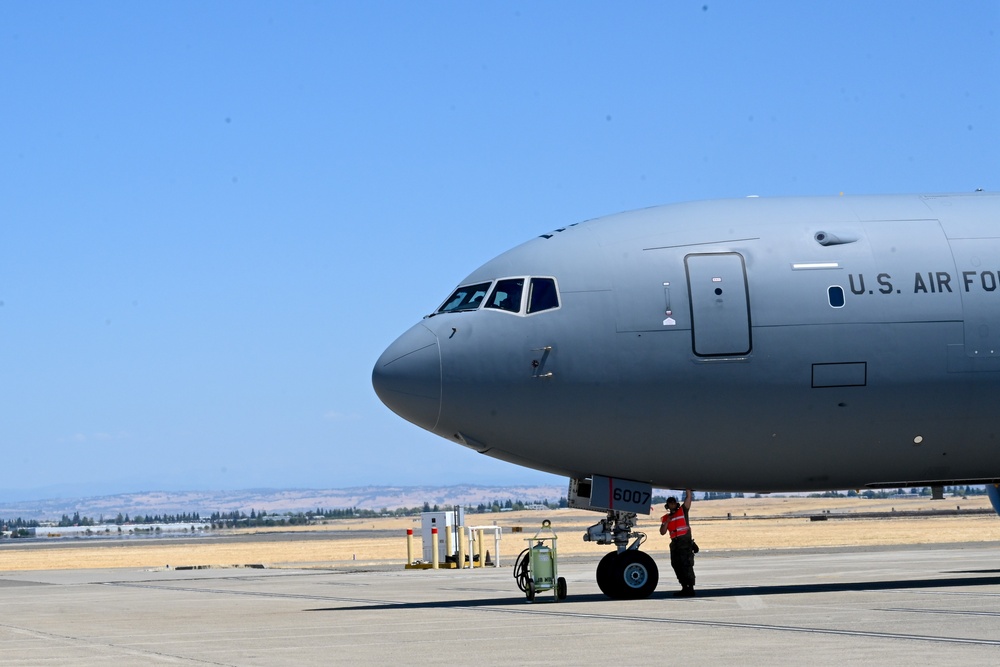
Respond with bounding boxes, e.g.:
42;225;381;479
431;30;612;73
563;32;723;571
586;509;659;599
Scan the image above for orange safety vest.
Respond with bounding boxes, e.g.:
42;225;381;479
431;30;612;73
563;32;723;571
661;507;690;539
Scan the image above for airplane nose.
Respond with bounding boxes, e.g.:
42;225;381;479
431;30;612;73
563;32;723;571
372;323;442;432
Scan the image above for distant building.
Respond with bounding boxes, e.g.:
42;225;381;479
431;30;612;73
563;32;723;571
31;523;210;538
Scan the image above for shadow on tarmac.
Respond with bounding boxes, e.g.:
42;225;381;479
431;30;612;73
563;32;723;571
306;573;1000;612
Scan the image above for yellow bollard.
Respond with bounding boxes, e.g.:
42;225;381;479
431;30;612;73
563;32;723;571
406;529;414;566
457;526;466;569
445;525;453;565
431;527;439;570
476;529;485;568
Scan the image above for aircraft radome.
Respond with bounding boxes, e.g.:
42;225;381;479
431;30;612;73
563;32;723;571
373;192;1000;599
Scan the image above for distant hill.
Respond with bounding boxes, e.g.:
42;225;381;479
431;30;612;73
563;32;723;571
0;485;569;521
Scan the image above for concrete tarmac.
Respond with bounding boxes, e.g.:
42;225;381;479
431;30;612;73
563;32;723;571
1;543;1000;665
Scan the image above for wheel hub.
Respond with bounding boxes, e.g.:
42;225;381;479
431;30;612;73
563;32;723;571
623;562;648;588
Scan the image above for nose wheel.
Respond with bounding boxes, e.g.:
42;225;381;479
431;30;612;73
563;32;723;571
596;549;659;599
586;509;659;599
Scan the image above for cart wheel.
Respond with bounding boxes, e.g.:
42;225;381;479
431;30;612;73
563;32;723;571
556;576;567;600
526;579;535;602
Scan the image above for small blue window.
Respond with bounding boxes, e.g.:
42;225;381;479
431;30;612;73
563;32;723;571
828;285;845;308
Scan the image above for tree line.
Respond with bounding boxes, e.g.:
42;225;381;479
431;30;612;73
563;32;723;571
10;487;986;533
1;517;40;538
805;486;989;499
5;496;576;532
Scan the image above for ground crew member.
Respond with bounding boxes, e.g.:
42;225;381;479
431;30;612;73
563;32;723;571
659;489;696;597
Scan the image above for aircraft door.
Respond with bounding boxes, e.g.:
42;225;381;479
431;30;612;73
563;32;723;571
949;238;1000;358
685;252;751;356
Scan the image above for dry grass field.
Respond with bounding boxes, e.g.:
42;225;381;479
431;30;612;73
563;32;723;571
1;495;997;572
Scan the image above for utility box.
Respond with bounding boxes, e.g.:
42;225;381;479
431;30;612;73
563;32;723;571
421;509;465;562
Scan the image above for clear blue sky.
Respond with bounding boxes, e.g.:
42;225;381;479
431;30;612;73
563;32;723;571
2;2;997;501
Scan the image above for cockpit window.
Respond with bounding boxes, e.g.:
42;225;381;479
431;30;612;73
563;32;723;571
485;278;524;313
437;281;492;313
435;277;560;316
528;277;559;313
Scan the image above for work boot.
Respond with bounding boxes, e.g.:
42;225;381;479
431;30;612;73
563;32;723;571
674;585;695;597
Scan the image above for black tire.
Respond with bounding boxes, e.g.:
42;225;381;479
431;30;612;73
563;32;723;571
596;551;621;598
556;576;567;601
526;579;535;602
597;550;659;599
616;550;658;599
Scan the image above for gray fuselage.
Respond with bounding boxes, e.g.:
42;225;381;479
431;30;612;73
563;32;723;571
373;193;1000;492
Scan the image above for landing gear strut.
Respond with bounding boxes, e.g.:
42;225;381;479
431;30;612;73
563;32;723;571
585;510;659;599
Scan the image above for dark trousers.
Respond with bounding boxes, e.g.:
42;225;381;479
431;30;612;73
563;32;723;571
669;534;696;587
